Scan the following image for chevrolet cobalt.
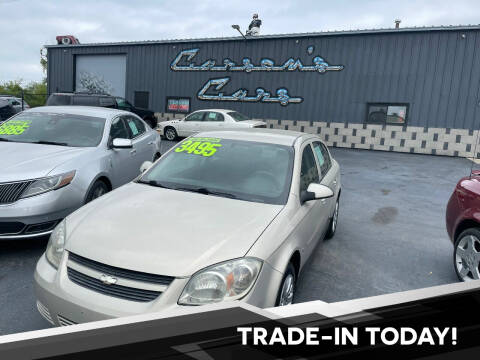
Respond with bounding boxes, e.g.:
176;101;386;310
34;129;341;325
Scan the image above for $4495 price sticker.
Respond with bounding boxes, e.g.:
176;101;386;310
175;138;222;157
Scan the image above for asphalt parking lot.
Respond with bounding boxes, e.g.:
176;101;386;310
0;140;472;335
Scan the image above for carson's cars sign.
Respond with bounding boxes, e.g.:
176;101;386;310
170;47;344;106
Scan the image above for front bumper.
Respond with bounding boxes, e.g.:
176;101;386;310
0;185;84;239
34;251;283;326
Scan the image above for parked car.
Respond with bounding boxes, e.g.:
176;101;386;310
446;170;480;281
0;106;161;240
46;93;158;129
35;128;341;325
0;95;30;121
158;109;267;141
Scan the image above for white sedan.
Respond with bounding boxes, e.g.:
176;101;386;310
158;109;267;140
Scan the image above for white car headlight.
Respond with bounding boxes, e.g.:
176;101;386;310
178;258;262;305
20;171;75;199
45;219;66;269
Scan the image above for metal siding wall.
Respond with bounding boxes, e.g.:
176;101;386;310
47;29;480;130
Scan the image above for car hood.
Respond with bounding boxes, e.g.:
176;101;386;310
0;142;91;182
66;182;283;277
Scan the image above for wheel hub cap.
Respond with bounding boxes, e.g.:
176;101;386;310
279;274;294;306
456;235;480;281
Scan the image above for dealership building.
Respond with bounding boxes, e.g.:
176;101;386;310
46;25;480;157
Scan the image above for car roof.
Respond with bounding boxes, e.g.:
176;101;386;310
23;106;128;118
51;92;112;97
195;128;315;146
192;109;240;114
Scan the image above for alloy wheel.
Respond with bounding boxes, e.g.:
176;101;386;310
165;128;176;141
455;235;480;281
331;200;339;233
278;274;295;306
92;186;107;200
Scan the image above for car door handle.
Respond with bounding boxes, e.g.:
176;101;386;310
333;180;337;185
130;149;137;155
148;141;155;145
321;199;327;204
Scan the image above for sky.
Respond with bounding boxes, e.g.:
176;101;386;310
0;0;479;83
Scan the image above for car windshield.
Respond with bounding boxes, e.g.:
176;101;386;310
0;112;106;147
140;137;294;205
228;111;250;121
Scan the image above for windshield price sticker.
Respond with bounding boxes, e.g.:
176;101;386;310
0;120;32;135
175;138;222;157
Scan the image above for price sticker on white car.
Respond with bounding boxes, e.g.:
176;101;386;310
175;137;222;157
0;120;32;135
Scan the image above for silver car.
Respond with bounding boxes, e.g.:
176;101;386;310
158;109;267;140
0;106;161;239
34;129;341;325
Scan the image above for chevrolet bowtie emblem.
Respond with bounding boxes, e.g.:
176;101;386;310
99;274;117;285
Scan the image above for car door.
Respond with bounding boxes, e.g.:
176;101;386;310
295;142;331;257
124;115;153;176
202;111;225;131
312;141;337;216
177;111;206;136
108;116;137;187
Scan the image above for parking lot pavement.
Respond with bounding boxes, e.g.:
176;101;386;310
0;142;472;335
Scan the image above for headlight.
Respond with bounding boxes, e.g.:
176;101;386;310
20;171;75;199
45;219;66;269
178;258;262;305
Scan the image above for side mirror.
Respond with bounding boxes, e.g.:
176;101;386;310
112;138;133;149
140;161;153;173
300;183;334;204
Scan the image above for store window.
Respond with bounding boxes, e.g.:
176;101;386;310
366;103;408;125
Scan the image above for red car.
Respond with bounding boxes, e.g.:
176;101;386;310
446;170;480;281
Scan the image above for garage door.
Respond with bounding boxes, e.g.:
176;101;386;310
75;55;126;97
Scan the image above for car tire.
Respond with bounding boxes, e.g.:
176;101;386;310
275;262;296;306
453;228;480;282
325;197;340;240
164;127;178;141
85;180;110;204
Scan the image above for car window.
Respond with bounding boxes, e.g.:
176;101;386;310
312;141;332;178
125;116;146;138
72;96;99;106
227;111;250;121
116;97;130;109
11;100;20;106
0;112;106;147
185;112;205;122
46;94;72;106
205;112;224;122
110;117;129;140
300;144;320;193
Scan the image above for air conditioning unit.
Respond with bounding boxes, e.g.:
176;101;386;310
56;35;80;45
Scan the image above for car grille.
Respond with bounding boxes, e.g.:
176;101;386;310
67;253;175;302
254;124;267;128
57;315;77;326
0;180;34;204
36;301;54;325
0;222;26;235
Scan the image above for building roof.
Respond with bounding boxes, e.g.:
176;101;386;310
45;24;480;49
